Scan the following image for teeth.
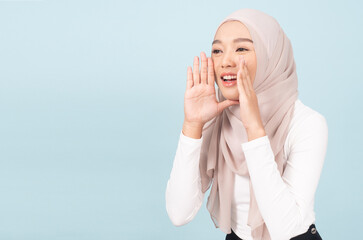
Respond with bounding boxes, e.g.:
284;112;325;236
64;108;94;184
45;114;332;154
222;75;237;80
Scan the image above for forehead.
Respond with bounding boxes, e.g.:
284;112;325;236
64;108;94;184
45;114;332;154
214;20;252;40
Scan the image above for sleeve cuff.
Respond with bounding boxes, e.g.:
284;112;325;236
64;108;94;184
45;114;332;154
241;135;269;152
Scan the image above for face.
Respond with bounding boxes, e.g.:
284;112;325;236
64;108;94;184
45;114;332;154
211;20;257;101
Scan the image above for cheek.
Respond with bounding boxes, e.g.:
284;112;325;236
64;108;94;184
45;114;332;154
212;59;220;75
247;63;254;73
212;57;219;67
246;60;256;75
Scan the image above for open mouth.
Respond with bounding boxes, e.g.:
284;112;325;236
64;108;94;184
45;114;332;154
221;75;237;82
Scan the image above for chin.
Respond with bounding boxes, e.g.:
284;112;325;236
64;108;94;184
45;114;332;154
218;86;239;101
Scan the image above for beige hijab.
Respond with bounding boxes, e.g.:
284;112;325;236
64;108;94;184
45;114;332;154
199;9;299;240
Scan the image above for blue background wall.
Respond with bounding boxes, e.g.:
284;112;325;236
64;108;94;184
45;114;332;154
0;0;362;239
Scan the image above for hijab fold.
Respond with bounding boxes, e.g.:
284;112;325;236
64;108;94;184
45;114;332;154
199;9;299;240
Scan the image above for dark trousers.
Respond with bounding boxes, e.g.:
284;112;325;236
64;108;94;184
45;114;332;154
225;224;322;240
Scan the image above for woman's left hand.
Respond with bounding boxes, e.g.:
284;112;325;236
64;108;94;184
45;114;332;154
237;56;266;141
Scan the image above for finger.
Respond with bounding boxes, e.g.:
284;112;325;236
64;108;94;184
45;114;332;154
193;56;200;85
242;59;253;91
237;57;247;98
207;57;215;86
237;69;247;99
217;99;240;114
187;66;193;89
200;52;207;85
241;62;251;97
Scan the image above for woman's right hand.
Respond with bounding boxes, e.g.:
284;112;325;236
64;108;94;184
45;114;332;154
184;52;240;129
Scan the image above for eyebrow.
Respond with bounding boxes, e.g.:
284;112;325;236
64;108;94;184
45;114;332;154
212;37;253;45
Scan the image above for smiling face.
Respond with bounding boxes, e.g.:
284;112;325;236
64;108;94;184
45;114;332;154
212;20;257;101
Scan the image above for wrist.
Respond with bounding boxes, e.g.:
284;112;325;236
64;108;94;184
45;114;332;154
246;126;266;141
182;121;204;139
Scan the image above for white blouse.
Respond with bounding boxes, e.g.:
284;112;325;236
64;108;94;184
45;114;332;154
165;99;328;240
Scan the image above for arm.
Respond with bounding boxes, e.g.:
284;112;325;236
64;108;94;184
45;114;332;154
242;113;328;239
166;51;236;227
165;130;205;226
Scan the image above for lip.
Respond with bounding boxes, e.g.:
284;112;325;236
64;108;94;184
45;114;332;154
220;72;237;87
220;72;237;78
221;80;237;87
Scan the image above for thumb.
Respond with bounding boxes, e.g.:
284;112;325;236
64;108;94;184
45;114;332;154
217;99;240;114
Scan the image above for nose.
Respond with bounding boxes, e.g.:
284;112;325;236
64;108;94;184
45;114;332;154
221;51;237;68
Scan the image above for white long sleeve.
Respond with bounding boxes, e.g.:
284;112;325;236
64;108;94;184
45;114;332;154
241;111;328;239
165;99;328;240
165;131;205;226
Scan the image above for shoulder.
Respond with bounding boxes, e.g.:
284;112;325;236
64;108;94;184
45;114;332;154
289;99;328;134
284;99;329;158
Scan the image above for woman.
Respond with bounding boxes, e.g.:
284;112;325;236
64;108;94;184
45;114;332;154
165;8;328;240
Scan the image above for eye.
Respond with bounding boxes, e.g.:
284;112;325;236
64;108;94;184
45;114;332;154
212;49;221;54
237;47;248;52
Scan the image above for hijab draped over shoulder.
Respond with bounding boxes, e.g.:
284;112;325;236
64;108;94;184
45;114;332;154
199;8;299;240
